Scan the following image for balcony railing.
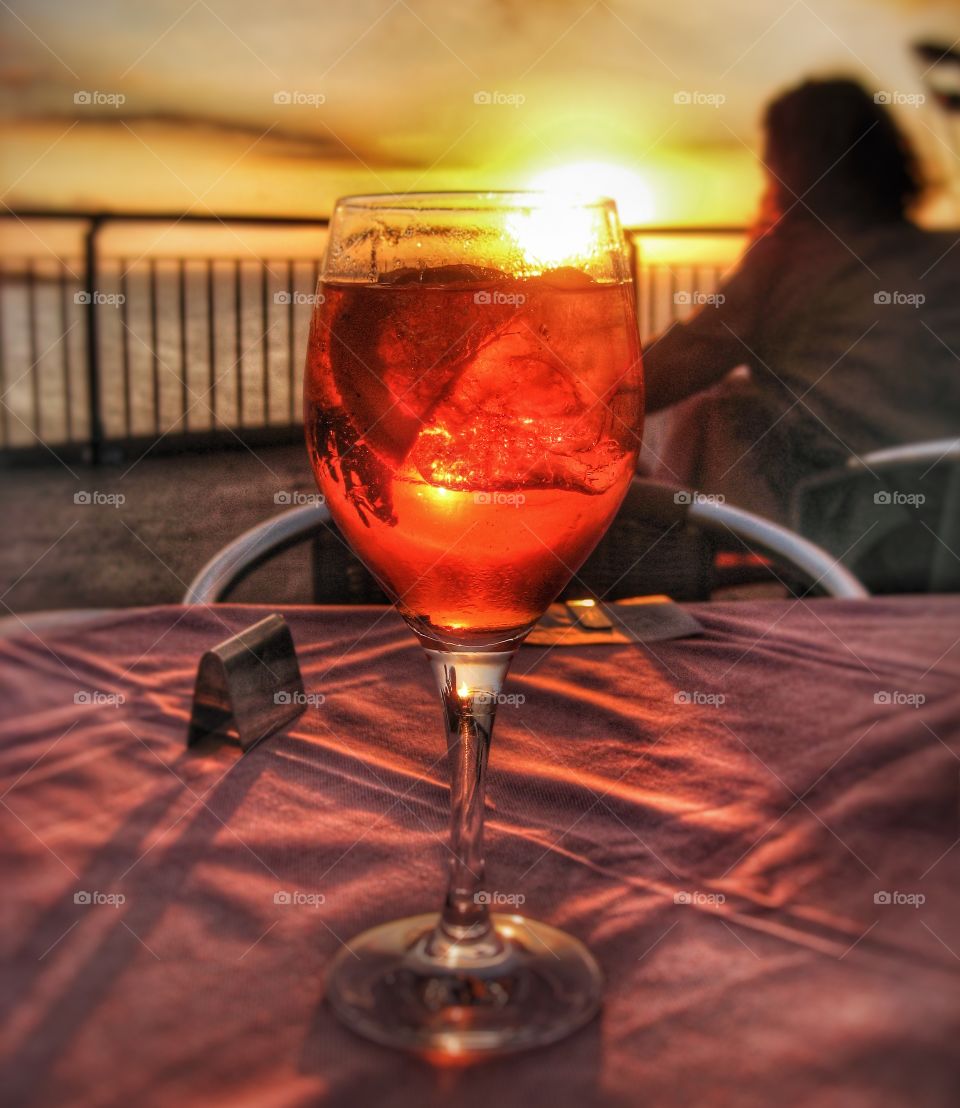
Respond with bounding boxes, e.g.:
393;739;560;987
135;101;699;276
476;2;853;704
0;211;746;462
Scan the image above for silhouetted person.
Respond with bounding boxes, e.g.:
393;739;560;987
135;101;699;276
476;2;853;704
644;77;960;521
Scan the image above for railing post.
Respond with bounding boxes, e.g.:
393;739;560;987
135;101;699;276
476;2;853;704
83;215;105;463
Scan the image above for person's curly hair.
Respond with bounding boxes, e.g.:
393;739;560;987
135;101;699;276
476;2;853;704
761;78;924;225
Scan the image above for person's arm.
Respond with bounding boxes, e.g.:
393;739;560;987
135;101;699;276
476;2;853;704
642;233;778;412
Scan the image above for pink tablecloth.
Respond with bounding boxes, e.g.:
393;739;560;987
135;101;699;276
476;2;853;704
1;599;958;1107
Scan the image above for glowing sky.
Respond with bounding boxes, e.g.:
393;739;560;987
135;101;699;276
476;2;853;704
1;0;958;225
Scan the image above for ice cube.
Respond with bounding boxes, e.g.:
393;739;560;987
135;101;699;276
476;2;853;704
410;321;624;495
327;269;517;465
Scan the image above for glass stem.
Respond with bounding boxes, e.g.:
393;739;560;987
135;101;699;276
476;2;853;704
424;648;515;956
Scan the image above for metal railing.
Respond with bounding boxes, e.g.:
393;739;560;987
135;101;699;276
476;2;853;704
0;211;745;462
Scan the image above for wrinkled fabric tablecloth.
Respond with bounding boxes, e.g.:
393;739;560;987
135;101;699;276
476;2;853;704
0;598;958;1107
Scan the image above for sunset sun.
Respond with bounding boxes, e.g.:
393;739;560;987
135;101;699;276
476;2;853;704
526;161;656;226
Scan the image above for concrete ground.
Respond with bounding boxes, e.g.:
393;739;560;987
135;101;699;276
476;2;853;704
0;445;321;614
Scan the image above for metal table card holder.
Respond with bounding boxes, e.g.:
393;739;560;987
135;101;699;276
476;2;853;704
187;614;306;751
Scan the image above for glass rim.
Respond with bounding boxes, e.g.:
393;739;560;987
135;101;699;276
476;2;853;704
333;190;620;215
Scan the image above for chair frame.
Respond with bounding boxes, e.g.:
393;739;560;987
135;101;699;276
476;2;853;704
792;438;960;593
184;477;868;604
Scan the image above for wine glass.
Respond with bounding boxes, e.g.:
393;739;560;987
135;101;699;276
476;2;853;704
304;192;643;1054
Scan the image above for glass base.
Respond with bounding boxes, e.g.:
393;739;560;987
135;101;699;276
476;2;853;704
325;912;602;1056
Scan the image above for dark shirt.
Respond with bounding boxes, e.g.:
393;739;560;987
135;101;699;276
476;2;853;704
643;217;960;508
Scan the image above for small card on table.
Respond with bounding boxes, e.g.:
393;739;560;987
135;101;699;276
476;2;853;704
524;596;704;647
